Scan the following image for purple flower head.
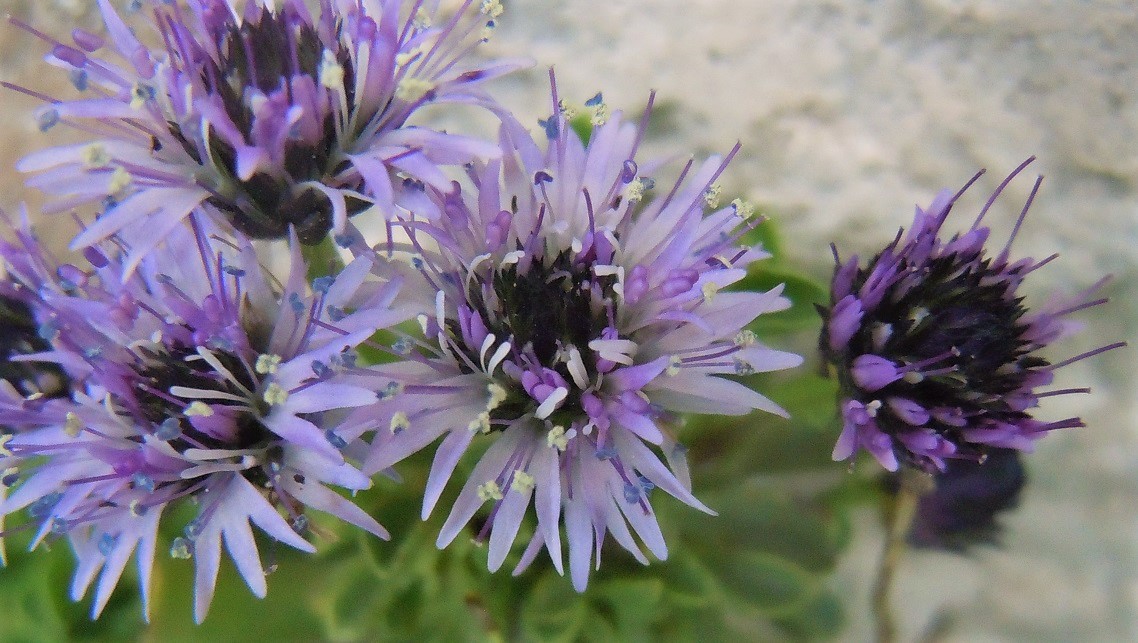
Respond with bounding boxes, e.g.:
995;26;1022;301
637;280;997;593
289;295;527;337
819;158;1124;473
889;447;1026;552
10;0;521;268
0;214;410;622
354;76;802;590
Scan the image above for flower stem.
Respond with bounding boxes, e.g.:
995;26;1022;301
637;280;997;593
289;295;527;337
873;466;931;643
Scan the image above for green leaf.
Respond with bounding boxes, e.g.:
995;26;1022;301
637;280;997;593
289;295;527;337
594;577;666;639
715;551;816;618
519;573;588;642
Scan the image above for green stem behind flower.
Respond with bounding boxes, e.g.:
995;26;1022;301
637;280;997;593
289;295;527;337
302;235;345;281
873;467;932;643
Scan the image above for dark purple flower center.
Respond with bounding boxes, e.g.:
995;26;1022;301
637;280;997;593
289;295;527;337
133;341;271;454
455;249;621;424
489;252;610;366
179;5;366;243
0;295;69;399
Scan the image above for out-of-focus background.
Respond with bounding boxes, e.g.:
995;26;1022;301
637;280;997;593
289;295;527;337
2;1;1135;640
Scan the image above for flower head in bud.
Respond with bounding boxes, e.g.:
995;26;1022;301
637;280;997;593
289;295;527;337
820;158;1123;473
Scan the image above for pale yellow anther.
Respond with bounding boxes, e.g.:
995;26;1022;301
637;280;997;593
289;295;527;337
865;399;882;418
903;371;924;384
487;383;508;411
704;183;722;208
319;50;345;88
184;401;214;417
394;43;427;67
0;434;12;457
590;102;608;126
129;82;153;109
546;425;568;451
477;480;503;502
511;470;535;492
412;7;431;29
733;330;757;347
262;383;289;407
731;197;755;220
396;78;434;102
108;166;132;197
467;411;491;434
390;411;410;434
701;282;720;302
255;354;282;375
64;412;83;438
82;144;111;169
625;180;646;204
665;355;683;377
558;99;577;119
480;0;504;18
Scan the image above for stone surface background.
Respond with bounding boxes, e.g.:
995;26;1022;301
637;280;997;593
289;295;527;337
1;1;1135;640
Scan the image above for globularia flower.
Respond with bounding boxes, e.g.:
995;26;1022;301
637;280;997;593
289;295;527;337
11;0;518;270
819;158;1124;473
353;81;802;590
0;215;409;622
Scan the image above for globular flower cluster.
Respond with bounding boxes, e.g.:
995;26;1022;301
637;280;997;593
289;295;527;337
0;0;808;619
11;0;516;268
0;215;407;621
0;0;1120;628
819;158;1123;473
351;80;801;589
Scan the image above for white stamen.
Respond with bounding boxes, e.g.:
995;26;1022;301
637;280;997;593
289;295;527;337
168;386;247;403
486;342;511;375
500;250;525;268
435;291;447;331
479;333;497;371
588;339;638;366
566;347;589;389
535;387;568;420
865;399;882;417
